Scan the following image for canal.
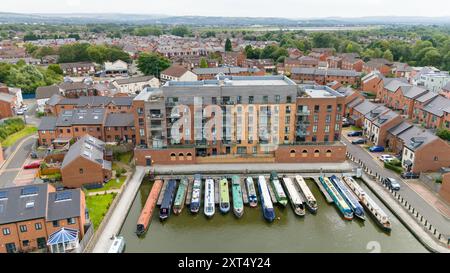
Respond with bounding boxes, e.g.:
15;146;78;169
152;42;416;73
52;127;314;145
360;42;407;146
119;178;427;253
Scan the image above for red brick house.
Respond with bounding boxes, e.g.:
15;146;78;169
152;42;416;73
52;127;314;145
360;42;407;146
362;58;393;76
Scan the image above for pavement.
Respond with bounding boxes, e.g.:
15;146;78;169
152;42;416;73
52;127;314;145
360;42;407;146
150;162;355;175
91;167;145;253
342;134;450;237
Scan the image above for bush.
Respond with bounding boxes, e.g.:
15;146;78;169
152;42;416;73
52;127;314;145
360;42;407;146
0;118;25;142
384;162;403;174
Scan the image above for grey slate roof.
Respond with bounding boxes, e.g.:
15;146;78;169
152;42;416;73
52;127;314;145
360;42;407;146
58;82;89;91
61;135;106;169
415;91;439;103
46;189;82;221
115;75;156;85
422;95;450;117
0;184;50;225
364;105;390;121
38;116;57;131
58;96;133;107
388;121;414;136
353;100;381;115
36;85;60;100
56;108;105;126
402;86;429;99
192;66;260;75
46;94;63;106
347;97;364;109
398;126;437;151
384;78;410;92
105;113;134;127
373;110;399;127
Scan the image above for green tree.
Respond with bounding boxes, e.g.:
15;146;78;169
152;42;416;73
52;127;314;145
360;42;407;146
199;58;208;68
137;53;171;77
171;26;189;37
422;49;442;67
383;49;394;61
47;64;63;75
225;38;232;52
436;127;450;141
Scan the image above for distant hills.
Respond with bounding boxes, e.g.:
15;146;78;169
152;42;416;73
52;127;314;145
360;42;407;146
0;12;449;26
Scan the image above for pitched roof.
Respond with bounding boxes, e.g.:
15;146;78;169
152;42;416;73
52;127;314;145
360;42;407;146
61;135;107;169
104;113;134;127
415;91;439;103
114;75;156;85
402;86;428;99
58;96;133;107
421;95;450;117
384;78;410;92
291;67;360;77
58;82;89;91
38;116;57;131
388;121;414;136
373;110;399;127
398;126;438;151
161;65;189;78
353;100;381;115
56;108;106;126
0;92;15;103
36;85;60;100
0;184;50;225
46;189;82;221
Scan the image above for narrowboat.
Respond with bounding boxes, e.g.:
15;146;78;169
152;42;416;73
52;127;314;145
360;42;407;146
219;178;230;214
330;175;365;220
204;177;215;218
319;177;353;220
136;179;163;236
282;177;306;216
294;175;318;214
269;171;288;207
245;177;258;207
257;176;276;222
173;177;188;215
190;174;202;214
159;179;177;221
342;176;391;232
231;175;244;218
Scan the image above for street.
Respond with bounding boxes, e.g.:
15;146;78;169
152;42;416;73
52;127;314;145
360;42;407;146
342;136;450;237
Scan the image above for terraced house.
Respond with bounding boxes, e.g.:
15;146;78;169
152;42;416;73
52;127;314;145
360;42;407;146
132;75;347;165
290;68;361;86
0;184;86;253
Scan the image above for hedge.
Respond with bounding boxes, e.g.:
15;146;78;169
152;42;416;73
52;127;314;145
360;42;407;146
0;118;25;142
384;162;403;174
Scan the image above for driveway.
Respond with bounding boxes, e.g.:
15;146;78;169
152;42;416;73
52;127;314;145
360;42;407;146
342;135;450;237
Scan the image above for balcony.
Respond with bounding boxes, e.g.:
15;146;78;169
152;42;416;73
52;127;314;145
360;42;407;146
150;113;163;119
296;110;311;116
296;130;310;137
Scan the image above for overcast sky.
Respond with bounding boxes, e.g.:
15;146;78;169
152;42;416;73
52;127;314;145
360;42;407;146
1;0;449;18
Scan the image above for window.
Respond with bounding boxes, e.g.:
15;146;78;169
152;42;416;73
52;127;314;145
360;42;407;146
22;240;30;247
249;96;254;104
19;225;27;232
434;156;438;161
35;223;42;230
314;150;320;157
79;168;84;174
313;125;318;133
66;129;70;133
275;95;280;103
236;96;242;104
2;228;10;235
325;125;330;133
263;96;269;104
327;105;332;112
302;150;308;157
290;150;296;158
170;153;176;161
314;105;320;113
75;128;79;132
67;218;76;225
52;220;59;227
286;96;292;103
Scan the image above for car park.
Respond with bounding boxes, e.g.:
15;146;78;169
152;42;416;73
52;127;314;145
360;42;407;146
347;131;363;137
351;138;366;144
369;146;385;152
383;177;401;191
401;172;420;179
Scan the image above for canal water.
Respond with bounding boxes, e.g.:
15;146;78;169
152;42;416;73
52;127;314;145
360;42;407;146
119;178;427;253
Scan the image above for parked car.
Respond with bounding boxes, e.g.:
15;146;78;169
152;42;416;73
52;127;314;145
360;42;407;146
383;177;401;191
21;105;28;111
347;131;363;137
342;118;351;127
30;151;38;159
23;161;42;169
379;154;395;162
401;172;420;179
351;138;366;144
16;108;24;115
369;146;385;152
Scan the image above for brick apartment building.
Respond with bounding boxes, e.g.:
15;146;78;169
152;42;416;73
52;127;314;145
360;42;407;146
290;68;361;86
362;58;393;76
132;75;347;165
46;95;134;116
0;184;86;253
221;51;245;67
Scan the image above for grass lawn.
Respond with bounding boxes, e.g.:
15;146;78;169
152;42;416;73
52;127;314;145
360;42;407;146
1;125;37;148
350;125;363;131
86;176;126;193
86;193;116;229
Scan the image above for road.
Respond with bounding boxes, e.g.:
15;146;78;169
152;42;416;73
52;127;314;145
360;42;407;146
0;100;40;188
0;135;37;188
342;136;450;237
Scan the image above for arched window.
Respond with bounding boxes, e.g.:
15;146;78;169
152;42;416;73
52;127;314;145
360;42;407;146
178;153;184;160
170;153;176;161
302;150;308;157
326;149;332;157
186;153;192;160
290;150;296;158
314;149;320;157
